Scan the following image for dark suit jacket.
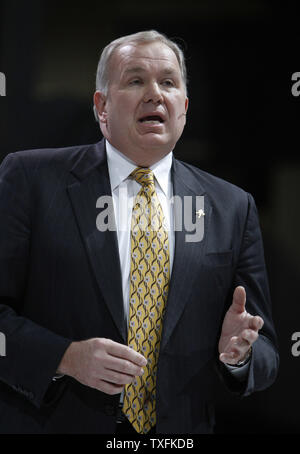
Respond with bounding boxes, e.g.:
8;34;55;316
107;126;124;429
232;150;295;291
0;139;279;434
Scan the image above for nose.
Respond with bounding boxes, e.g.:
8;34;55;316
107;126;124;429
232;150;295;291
143;82;163;104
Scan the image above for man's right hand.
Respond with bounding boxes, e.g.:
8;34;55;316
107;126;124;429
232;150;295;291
57;338;147;395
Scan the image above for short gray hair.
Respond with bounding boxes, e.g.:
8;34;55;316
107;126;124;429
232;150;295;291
93;30;187;121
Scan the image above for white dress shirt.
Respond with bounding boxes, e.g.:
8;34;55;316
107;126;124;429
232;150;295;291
106;140;175;326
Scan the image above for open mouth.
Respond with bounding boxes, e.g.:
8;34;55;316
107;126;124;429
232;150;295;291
138;115;164;124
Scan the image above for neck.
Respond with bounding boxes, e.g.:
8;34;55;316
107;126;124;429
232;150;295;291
104;139;173;167
122;148;172;168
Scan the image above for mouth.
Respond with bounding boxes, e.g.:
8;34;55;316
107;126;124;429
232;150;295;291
138;114;165;125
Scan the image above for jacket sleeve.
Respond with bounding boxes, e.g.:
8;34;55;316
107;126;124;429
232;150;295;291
0;153;72;408
217;192;279;395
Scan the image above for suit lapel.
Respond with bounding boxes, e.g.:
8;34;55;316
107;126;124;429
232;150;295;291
66;140;126;343
161;159;212;351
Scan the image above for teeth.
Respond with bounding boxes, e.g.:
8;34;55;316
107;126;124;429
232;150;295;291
139;115;163;123
143;120;161;124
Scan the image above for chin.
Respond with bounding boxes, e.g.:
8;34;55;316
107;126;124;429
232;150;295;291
139;134;171;150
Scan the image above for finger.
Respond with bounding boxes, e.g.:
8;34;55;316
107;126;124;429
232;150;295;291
220;336;250;364
97;380;125;395
241;328;258;345
219;344;251;365
224;335;249;352
106;355;145;377
102;368;137;386
248;315;264;331
219;351;240;364
103;339;147;367
230;286;246;314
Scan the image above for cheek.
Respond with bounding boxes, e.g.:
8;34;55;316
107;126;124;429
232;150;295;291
168;97;187;119
111;99;136;125
107;106;125;128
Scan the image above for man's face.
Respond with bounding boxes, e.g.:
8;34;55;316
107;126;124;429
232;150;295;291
94;41;189;166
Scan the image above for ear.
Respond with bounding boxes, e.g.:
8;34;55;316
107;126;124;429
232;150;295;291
184;97;189;113
93;91;108;124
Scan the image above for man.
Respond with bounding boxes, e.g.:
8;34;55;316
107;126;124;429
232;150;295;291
0;30;278;434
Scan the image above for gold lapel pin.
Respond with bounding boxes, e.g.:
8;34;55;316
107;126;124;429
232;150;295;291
196;209;205;219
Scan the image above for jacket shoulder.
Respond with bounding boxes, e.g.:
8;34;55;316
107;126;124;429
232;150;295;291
0;142;106;184
9;143;95;171
174;158;250;202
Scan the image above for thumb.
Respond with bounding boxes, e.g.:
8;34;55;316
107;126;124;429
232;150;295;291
230;286;246;314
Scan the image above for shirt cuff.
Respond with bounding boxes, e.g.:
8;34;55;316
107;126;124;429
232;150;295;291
223;361;250;382
52;374;65;381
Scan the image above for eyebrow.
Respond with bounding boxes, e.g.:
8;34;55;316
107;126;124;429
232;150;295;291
123;66;178;76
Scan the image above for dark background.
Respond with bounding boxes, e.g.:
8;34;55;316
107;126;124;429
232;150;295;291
0;0;299;434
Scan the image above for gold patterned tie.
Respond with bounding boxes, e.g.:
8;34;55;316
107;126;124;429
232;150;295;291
123;167;170;434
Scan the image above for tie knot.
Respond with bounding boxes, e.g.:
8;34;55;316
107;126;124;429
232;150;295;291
131;167;155;187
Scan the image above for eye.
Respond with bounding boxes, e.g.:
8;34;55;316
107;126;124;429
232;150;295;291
162;79;175;87
129;79;142;85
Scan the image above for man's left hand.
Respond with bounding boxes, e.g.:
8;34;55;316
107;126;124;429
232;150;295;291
218;286;264;365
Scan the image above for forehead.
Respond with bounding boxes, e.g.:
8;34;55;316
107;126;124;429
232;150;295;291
109;41;181;75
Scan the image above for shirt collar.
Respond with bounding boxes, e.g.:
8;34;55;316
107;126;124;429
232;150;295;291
105;140;173;197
